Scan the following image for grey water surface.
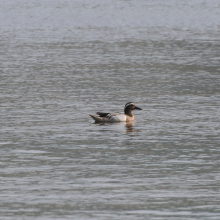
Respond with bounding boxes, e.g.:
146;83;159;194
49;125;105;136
1;0;220;219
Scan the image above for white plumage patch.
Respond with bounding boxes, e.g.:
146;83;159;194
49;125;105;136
124;102;135;109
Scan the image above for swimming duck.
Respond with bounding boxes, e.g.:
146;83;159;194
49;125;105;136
90;102;142;122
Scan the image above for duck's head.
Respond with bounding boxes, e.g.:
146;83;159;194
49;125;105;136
124;102;142;116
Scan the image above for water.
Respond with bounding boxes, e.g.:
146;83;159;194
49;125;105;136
1;0;220;219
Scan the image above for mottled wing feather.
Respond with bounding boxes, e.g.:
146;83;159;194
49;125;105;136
90;113;126;122
106;113;117;119
90;114;110;122
107;113;126;122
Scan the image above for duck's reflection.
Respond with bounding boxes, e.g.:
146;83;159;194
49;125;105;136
94;121;135;132
125;121;135;132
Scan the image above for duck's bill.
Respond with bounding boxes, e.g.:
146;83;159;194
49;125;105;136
134;106;142;110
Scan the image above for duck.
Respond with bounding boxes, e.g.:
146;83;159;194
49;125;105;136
89;102;142;122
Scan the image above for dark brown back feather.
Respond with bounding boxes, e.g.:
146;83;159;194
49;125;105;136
96;112;110;117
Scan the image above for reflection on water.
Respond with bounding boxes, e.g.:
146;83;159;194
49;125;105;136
125;121;135;132
94;121;135;132
1;0;220;219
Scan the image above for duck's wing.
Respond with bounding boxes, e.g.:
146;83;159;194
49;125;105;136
106;113;127;122
90;113;126;122
89;114;110;122
96;112;110;117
